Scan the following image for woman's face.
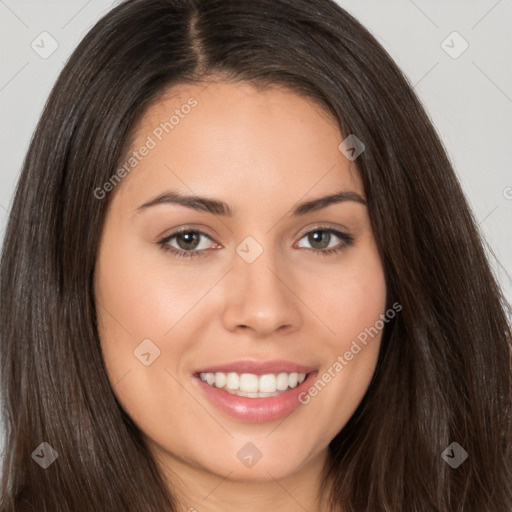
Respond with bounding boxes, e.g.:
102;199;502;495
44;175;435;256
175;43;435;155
95;80;386;484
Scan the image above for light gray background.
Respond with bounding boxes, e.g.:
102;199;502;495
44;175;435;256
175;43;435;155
0;0;511;458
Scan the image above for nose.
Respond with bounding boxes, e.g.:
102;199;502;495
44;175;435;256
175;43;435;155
221;248;302;337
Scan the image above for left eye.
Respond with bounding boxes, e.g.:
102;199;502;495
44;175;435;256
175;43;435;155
158;227;354;259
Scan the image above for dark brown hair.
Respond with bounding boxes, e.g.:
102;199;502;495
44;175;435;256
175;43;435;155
1;0;511;510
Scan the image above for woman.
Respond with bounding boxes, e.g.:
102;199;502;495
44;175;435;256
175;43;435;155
1;0;511;511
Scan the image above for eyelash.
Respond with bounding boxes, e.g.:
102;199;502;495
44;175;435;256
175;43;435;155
158;227;355;259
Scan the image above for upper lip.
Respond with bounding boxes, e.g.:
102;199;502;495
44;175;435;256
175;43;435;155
194;359;317;376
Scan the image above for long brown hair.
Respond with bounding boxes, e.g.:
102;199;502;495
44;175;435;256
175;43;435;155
1;0;511;510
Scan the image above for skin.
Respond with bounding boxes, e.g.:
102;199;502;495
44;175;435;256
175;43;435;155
94;79;387;512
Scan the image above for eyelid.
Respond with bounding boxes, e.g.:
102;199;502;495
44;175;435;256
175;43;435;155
294;222;351;240
158;224;216;242
158;227;217;248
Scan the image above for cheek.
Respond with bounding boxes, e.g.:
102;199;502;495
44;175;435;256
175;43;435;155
313;247;387;347
93;233;195;432
95;231;200;341
94;226;221;404
296;246;386;438
94;227;170;380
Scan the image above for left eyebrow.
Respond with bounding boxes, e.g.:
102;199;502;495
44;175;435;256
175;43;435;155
136;189;367;216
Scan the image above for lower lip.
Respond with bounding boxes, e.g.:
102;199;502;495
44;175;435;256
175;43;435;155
194;372;318;423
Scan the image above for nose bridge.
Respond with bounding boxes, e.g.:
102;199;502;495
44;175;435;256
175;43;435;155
221;237;301;336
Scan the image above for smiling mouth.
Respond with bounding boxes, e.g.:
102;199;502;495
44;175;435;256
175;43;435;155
198;371;308;398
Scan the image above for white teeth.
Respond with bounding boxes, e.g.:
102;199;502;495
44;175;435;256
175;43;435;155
225;389;280;398
214;372;226;388
259;374;276;393
199;371;308;396
276;372;289;391
226;372;239;390
240;373;259;392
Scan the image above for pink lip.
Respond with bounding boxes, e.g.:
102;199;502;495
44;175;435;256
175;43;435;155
193;368;318;423
194;359;316;376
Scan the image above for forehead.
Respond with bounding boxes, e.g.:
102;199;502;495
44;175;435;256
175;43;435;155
112;80;363;212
